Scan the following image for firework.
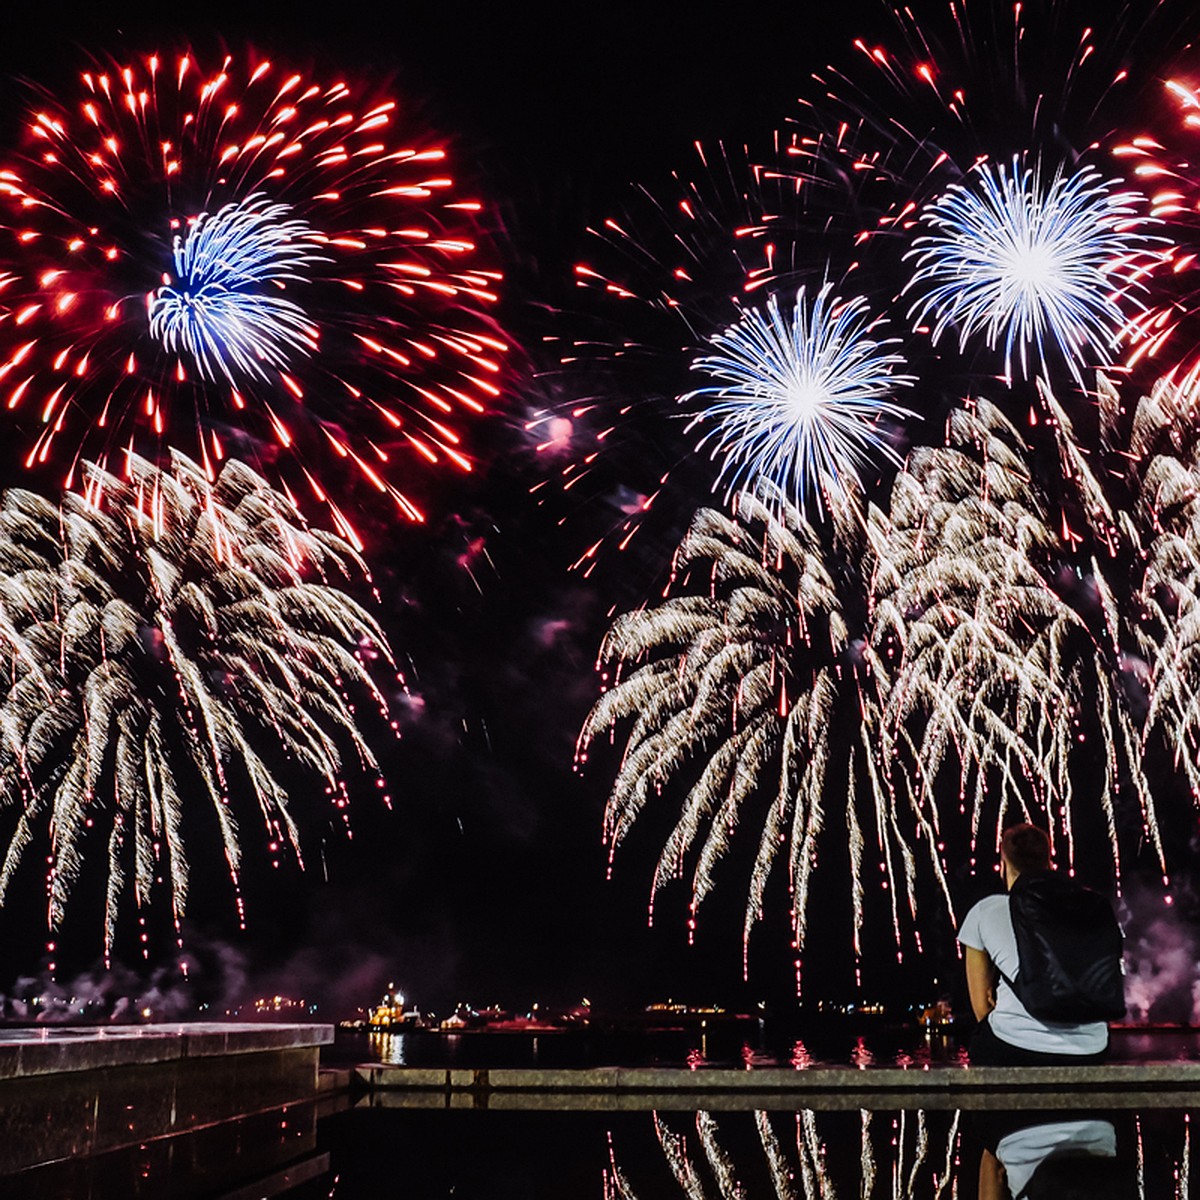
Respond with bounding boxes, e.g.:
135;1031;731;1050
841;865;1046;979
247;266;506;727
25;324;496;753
578;483;952;980
581;365;1200;982
548;0;1200;591
534;138;869;577
786;0;1200;403
879;392;1161;881
1111;76;1200;383
0;451;392;955
547;1;1175;578
905;159;1154;384
0;53;507;533
563;0;1200;982
684;284;915;512
1106;377;1200;822
147;194;323;384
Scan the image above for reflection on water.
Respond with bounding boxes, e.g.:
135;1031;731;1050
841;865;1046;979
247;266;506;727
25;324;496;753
12;1100;325;1199
338;1026;1200;1072
5;1095;1197;1197
600;1108;1163;1199
349;1026;974;1070
606;1109;961;1199
989;1116;1118;1198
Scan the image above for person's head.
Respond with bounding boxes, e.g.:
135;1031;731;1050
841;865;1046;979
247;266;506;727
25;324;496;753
1000;823;1051;888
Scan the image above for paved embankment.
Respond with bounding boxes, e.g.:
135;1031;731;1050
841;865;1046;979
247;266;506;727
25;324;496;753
0;1024;334;1175
0;1022;332;1080
352;1063;1200;1111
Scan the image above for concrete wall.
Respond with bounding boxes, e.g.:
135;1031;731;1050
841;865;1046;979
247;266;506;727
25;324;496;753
0;1024;332;1176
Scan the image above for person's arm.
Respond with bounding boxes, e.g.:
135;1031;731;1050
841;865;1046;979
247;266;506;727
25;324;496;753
978;1149;1006;1200
965;945;997;1022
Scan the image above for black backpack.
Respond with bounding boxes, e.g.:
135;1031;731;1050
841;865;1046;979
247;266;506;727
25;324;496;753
998;871;1126;1023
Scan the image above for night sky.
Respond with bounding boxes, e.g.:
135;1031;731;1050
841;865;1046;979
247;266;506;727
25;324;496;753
0;0;1185;1022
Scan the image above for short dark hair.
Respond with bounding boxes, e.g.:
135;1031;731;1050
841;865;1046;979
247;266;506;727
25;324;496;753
1001;823;1052;874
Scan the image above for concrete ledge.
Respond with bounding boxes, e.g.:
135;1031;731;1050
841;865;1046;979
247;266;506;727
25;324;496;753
359;1086;1200;1112
317;1067;354;1095
356;1062;1200;1098
0;1023;333;1082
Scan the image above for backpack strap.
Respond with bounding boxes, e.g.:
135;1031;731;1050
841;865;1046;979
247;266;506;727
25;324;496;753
991;894;1018;993
994;964;1018;997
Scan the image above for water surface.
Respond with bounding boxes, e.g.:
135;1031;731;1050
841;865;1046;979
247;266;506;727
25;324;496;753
13;1097;1196;1198
330;1023;1200;1070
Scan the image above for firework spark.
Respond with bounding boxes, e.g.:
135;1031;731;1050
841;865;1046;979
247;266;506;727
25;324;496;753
1112;76;1200;383
0;451;393;955
147;194;322;384
905;158;1154;383
685;284;915;512
878;392;1161;883
582;371;1194;983
578;484;951;981
534;138;856;576
0;53;507;532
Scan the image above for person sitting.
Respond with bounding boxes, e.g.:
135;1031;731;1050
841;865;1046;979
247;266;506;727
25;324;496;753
958;823;1112;1066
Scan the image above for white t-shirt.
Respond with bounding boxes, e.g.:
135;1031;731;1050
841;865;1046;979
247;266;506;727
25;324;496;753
957;893;1109;1055
995;1119;1117;1197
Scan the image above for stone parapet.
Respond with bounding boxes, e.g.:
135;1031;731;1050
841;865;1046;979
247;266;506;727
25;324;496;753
0;1024;332;1176
0;1022;332;1082
353;1062;1200;1111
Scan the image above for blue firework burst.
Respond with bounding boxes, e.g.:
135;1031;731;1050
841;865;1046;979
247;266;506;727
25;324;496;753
684;284;915;511
905;159;1154;384
148;194;323;385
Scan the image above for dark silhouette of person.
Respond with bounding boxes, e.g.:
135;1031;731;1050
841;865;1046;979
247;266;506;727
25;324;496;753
974;1110;1135;1199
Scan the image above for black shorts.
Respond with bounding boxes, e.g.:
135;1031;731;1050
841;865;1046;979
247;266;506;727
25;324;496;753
969;1015;1109;1066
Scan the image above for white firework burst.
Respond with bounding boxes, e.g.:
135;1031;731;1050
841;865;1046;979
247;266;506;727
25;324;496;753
683;284;915;513
148;193;323;384
905;159;1154;383
578;484;950;977
0;451;391;954
582;376;1193;985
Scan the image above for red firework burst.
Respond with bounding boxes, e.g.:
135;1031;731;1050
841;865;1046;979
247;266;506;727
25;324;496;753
0;52;508;540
